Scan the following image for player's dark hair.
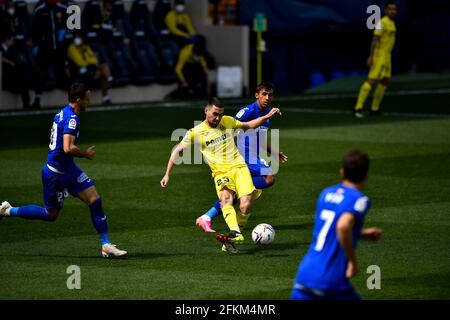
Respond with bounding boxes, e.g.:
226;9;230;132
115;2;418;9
205;97;224;109
385;0;396;8
68;83;88;103
342;150;370;183
256;82;274;94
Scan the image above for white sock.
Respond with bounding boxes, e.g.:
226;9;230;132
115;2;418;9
201;214;211;221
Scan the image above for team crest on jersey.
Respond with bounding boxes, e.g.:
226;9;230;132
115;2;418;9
218;125;226;131
354;196;369;213
68;119;77;130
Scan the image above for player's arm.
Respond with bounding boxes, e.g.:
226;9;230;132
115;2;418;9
63;134;95;160
160;143;187;188
240;108;281;131
336;212;358;278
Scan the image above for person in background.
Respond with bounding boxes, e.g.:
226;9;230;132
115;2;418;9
1;33;32;108
175;35;208;97
67;31;112;105
164;0;197;47
31;0;69;108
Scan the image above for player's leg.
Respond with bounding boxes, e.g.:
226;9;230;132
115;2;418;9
355;59;383;117
249;159;275;189
1;203;59;221
198;165;273;232
355;78;376;117
215;187;243;253
196;199;221;232
371;76;389;115
237;194;253;229
234;167;260;229
252;174;275;189
1;166;63;221
218;187;241;235
76;185;126;257
70;166;126;257
213;171;247;252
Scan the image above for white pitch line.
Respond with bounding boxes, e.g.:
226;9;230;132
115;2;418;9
1;88;450;118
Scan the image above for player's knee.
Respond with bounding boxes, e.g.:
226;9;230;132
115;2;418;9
87;195;100;206
239;198;252;214
265;175;275;186
380;78;390;86
47;208;60;221
367;79;376;87
220;192;233;207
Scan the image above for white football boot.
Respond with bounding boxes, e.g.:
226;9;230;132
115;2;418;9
101;244;127;258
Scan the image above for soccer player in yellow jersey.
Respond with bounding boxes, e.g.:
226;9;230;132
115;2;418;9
354;0;397;118
160;97;281;252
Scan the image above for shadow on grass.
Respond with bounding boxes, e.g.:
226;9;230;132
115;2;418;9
272;222;312;231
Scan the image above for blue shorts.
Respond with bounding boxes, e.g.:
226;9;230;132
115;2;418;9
247;158;273;177
42;164;94;210
290;286;361;301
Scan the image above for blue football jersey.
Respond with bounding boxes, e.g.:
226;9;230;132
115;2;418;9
46;105;80;173
234;102;271;164
294;184;371;291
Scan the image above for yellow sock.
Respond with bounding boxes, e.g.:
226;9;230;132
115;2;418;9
355;81;372;111
237;212;251;228
371;84;386;111
222;204;240;233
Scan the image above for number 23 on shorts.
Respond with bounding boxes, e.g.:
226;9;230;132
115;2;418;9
216;177;230;187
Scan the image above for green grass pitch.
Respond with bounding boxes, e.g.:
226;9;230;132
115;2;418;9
0;92;449;299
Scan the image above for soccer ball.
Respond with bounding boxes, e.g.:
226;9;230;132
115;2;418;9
252;223;275;244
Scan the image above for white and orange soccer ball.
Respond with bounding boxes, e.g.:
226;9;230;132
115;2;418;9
252;223;275;244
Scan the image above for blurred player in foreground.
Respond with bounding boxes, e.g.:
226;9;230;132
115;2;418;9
354;0;397;118
291;150;382;300
0;83;127;258
196;82;288;233
160;97;281;253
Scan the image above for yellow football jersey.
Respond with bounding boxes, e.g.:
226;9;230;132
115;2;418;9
374;16;396;58
180;116;247;175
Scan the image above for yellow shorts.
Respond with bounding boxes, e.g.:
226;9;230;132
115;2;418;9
368;56;391;79
214;166;256;200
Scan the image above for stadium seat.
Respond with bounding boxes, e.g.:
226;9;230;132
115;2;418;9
130;0;176;84
152;0;172;34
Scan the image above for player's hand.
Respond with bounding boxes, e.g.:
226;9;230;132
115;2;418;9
268;107;282;117
362;227;382;241
346;260;358;278
367;56;373;67
279;151;288;163
85;146;96;160
181;81;189;88
160;175;170;188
